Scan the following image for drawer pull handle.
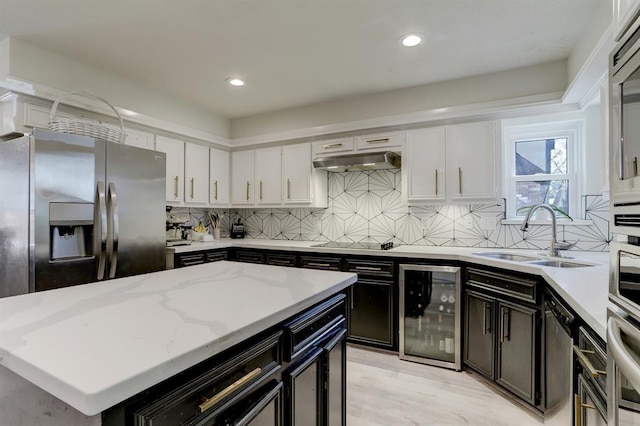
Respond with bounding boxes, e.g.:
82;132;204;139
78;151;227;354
323;142;343;149
260;180;263;201
270;259;292;265
483;301;491;335
307;262;331;268
354;266;382;271
500;307;510;343
435;169;438;195
574;394;597;426
190;178;195;199
287;178;291;199
458;167;462;194
199;367;262;413
246;181;250;201
214;180;218;200
174;176;179;198
366;138;389;144
635;157;638;177
573;346;606;378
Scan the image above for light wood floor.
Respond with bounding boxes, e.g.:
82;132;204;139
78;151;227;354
347;345;544;426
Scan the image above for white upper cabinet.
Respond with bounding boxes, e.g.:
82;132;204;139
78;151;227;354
209;147;230;206
255;146;283;205
404;121;498;203
446;121;497;201
355;131;405;151
155;135;185;204
184;142;210;205
123;128;155;150
404;127;446;202
283;143;311;204
312;137;354;156
614;0;640;41
231;150;255;205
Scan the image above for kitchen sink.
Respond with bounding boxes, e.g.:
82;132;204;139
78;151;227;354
525;260;594;268
473;252;541;262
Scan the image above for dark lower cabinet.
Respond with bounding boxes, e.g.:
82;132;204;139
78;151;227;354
495;300;537;405
463;268;541;409
283;327;347;426
464;290;494;378
174;249;228;268
348;279;393;348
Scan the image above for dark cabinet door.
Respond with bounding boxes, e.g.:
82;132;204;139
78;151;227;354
284;348;323;426
348;279;393;348
496;300;538;406
323;329;347;426
176;253;206;268
464;290;494;379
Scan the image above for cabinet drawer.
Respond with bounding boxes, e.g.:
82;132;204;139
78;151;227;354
133;332;282;426
466;268;538;304
576;326;607;399
236;250;265;264
176;253;206;268
312;138;354;155
266;253;297;268
344;259;394;278
299;255;342;271
206;250;228;263
356;131;404;150
283;294;346;361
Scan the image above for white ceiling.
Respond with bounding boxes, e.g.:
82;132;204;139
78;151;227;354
0;0;599;120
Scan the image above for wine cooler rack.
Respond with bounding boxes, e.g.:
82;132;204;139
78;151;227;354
399;264;461;370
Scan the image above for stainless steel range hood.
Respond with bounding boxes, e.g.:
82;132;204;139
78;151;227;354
313;151;401;172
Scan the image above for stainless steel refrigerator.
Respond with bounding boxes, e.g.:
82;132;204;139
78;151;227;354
0;128;166;297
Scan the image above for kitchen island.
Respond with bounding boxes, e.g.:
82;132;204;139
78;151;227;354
0;261;356;425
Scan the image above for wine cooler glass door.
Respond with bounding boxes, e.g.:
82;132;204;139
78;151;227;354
399;265;461;371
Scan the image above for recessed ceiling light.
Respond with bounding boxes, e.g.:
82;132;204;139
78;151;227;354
226;78;245;87
401;33;423;47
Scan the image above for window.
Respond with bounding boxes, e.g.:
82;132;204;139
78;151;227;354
504;121;583;218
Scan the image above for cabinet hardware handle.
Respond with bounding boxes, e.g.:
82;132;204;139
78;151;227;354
199;367;262;413
500;307;510;343
366;138;389;144
435;169;438;195
174;176;179;198
351;286;355;310
573;346;606;378
458;167;462;194
190;178;194;199
307;262;331;268
483;301;491;335
354;266;382;271
260;180;263;201
634;157;638;177
287;178;291;199
323;142;343;149
214;180;218;200
246;181;250;201
574;394;597;426
269;259;292;265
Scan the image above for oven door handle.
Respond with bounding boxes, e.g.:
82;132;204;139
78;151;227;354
608;316;640;393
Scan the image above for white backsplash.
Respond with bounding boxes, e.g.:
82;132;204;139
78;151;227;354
175;170;611;252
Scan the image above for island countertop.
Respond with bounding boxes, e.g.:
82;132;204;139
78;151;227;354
0;261;357;416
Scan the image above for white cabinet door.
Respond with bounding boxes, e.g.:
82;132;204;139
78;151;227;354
210;147;230;206
231;150;255;205
446;121;497;201
124;128;155;150
283;143;312;204
255;147;282;205
184;143;210;204
155;135;185;204
405;127;446;202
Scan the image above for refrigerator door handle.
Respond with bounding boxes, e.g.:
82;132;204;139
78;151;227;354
96;181;108;280
608;316;640;393
107;182;120;279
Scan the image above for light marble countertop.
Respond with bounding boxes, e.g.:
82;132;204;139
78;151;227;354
169;239;610;339
0;261;357;416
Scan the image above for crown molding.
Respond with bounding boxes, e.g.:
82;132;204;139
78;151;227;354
0;77;232;147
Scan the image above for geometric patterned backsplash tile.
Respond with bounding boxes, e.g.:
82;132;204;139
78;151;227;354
174;170;612;252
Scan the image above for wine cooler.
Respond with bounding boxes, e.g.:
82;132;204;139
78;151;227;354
399;264;461;370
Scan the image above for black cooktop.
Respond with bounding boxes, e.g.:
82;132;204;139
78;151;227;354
311;241;394;250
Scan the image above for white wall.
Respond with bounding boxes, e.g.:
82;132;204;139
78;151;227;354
5;38;230;139
230;61;568;140
0;38;9;80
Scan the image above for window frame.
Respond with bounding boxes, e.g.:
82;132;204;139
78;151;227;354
503;120;584;219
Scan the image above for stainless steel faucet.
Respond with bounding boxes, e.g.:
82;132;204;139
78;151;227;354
519;204;577;257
